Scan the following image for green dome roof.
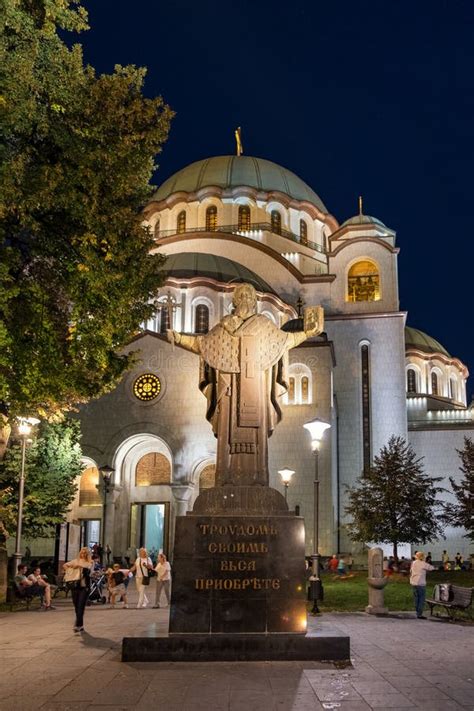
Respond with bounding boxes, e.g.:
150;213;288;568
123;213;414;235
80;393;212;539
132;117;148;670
162;252;276;295
405;327;450;357
152;156;327;211
342;214;387;228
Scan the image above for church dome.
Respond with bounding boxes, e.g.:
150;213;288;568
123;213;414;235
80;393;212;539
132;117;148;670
341;214;387;228
162;252;276;295
405;327;451;357
152;156;327;211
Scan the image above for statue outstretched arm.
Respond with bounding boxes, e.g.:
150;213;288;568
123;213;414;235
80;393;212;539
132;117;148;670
287;306;324;348
167;330;201;355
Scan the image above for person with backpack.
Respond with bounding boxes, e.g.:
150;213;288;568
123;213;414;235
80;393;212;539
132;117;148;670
410;551;435;619
108;563;129;608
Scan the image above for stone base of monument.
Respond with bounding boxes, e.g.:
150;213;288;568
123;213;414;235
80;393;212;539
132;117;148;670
122;488;350;662
122;630;350;662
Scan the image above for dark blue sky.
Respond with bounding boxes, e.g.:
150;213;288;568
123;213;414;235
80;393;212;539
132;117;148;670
80;0;473;398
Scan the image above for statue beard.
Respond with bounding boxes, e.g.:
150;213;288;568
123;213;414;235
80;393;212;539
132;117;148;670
235;304;255;320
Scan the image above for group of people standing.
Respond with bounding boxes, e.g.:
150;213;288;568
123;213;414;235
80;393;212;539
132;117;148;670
64;546;171;633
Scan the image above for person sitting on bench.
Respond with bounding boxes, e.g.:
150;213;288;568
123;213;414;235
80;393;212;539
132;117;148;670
15;564;54;609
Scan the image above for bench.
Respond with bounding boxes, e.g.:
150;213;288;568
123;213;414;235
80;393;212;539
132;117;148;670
9;584;44;611
427;584;473;621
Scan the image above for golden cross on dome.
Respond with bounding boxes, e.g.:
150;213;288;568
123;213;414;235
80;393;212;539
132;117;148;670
235;126;243;156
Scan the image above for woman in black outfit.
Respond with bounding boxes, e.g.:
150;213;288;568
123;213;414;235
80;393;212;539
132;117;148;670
64;547;93;632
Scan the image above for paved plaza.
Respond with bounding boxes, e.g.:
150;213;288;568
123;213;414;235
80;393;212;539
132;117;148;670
0;587;473;711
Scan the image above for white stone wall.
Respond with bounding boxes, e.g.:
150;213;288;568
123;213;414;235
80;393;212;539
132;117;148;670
409;428;474;560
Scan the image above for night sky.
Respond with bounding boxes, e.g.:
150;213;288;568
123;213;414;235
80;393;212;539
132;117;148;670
79;0;473;398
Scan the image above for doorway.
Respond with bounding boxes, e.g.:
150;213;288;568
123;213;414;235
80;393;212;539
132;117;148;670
129;503;168;560
80;519;101;549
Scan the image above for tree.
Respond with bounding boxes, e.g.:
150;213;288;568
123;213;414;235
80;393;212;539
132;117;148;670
0;419;82;540
0;0;173;424
444;437;474;542
345;435;445;559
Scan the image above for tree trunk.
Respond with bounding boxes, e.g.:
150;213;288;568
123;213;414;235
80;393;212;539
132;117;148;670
0;533;8;603
393;541;398;562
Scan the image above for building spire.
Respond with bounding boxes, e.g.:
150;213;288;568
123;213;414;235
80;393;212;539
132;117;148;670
358;195;363;215
235;126;243;156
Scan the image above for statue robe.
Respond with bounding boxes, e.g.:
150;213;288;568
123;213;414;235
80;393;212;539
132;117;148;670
196;313;296;486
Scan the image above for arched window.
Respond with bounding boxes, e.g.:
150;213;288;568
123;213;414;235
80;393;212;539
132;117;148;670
153;219;160;239
79;466;101;507
159;304;170;334
177;210;186;234
136;453;171;486
407;369;417;394
347;260;380;302
301;376;309;403
205;206;217;232
449;377;457;401
288;377;295;404
238;205;251;231
199;464;216;489
195;304;209;334
300;219;308;245
271;210;282;235
431;371;439;396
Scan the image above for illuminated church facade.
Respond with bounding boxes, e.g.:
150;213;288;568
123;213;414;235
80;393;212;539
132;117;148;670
69;156;473;562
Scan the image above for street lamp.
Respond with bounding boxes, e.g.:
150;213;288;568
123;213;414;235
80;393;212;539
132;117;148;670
13;417;40;572
278;467;295;503
99;465;114;549
303;417;331;614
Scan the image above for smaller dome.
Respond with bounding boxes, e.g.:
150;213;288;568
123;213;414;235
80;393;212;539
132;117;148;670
342;214;387;228
405;327;451;357
161;252;276;295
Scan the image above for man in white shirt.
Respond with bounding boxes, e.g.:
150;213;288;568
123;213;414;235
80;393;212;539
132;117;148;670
410;551;435;619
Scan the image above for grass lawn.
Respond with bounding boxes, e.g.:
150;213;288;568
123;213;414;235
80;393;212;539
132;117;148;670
317;570;474;614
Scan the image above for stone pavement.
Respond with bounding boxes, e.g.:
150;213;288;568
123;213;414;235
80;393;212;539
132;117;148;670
0;586;473;710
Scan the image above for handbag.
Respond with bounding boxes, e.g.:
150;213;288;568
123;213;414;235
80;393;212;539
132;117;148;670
64;565;81;590
140;561;150;586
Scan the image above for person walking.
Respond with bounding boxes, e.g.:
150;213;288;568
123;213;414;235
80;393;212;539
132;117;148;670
64;547;93;632
130;547;153;608
154;553;171;608
410;551;435;619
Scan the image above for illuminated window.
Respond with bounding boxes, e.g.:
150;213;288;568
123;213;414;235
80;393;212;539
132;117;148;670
177;210;186;234
300;219;308;245
449;377;457;400
347;260;380;302
271;210;281;235
136;452;170;486
205;206;217;231
407;369;417;394
199;464;216;489
361;344;371;472
195;304;209;333
159;305;170;334
301;376;309;403
238;205;251;231
153;219;160;239
431;371;438;395
133;373;161;402
288;377;295;404
79;466;102;507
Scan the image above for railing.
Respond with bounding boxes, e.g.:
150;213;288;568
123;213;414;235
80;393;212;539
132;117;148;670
154;222;326;255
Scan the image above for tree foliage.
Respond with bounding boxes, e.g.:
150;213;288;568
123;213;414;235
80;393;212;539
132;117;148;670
0;419;82;539
345;435;445;558
444;437;474;542
0;0;173;419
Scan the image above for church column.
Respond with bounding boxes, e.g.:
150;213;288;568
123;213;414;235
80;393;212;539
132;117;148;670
170;484;194;556
103;484;122;558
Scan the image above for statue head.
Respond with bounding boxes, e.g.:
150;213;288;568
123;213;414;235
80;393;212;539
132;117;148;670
233;283;257;319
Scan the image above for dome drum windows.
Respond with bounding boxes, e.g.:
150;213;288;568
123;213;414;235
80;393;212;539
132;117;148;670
431;371;439;396
407;368;417;394
205;206;217;232
238;205;251;231
300;219;308;246
271;210;282;235
286;365;312;405
177;210;186;234
449;377;457;401
347;260;380;302
194;304;210;334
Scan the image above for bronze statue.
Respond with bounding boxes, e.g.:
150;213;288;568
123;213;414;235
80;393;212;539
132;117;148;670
168;283;323;486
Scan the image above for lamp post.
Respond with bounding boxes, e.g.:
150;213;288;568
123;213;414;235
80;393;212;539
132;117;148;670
303;417;331;614
12;417;40;572
99;465;114;550
278;467;295;503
